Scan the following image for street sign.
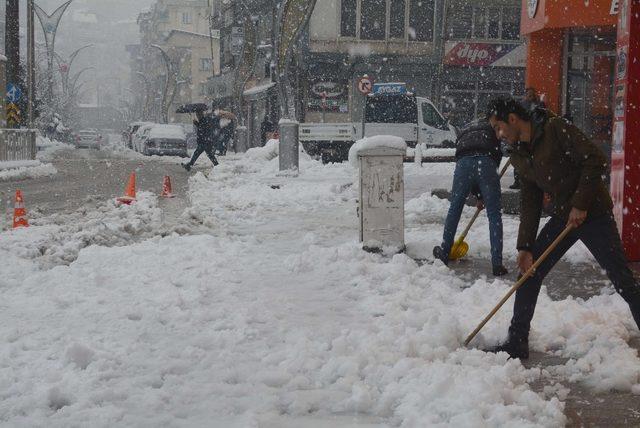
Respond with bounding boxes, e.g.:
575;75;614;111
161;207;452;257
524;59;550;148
6;83;22;103
357;76;374;94
231;26;244;56
6;102;21;126
372;83;407;95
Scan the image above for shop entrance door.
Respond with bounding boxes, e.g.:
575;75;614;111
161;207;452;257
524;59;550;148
565;33;616;160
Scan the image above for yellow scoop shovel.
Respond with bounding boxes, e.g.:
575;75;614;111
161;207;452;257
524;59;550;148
449;160;512;260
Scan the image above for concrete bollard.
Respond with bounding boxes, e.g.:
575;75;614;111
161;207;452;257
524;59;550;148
235;126;248;153
279;119;299;173
357;144;405;254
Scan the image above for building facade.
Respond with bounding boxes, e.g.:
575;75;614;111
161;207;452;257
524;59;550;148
131;0;218;124
301;0;525;128
440;0;525;127
304;0;445;124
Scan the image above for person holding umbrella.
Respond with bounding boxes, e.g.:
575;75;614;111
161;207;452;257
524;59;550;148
180;103;236;171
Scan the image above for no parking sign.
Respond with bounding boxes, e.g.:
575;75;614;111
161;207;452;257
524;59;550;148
357;76;374;95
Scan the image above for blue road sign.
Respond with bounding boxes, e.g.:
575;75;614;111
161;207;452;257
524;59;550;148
6;83;22;103
372;83;407;95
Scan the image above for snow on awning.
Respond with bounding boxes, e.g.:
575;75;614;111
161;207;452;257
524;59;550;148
243;82;276;97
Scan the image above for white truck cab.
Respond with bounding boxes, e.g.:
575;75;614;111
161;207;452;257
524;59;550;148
300;83;457;163
363;83;457;148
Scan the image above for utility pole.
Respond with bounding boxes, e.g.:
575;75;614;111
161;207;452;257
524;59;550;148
27;0;36;128
6;0;21;128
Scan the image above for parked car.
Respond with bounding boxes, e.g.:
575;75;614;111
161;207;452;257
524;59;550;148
138;124;188;157
132;124;155;153
75;129;102;150
125;121;153;149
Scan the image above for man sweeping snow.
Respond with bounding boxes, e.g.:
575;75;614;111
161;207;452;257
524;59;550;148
484;97;640;359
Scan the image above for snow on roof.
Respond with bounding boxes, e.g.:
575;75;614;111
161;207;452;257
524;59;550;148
243;82;276;96
149;124;186;140
348;135;407;168
167;29;217;40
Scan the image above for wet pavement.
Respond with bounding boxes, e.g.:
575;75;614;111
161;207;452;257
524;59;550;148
449;257;640;427
0;148;214;229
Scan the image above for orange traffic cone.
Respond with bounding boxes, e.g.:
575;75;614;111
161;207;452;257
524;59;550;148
12;190;28;228
117;172;136;205
160;175;175;198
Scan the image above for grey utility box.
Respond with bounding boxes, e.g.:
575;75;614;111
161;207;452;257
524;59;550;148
358;146;405;253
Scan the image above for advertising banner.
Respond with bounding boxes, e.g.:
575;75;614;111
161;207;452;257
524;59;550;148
443;42;526;67
611;0;640;260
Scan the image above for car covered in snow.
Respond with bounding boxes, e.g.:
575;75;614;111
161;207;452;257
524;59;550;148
132;124;155;153
138;124;188;157
75;129;103;150
125;121;153;149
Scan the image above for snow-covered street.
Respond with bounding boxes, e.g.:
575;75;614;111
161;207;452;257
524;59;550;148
1;146;638;427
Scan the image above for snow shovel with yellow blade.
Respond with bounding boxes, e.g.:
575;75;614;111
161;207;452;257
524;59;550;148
449;160;512;261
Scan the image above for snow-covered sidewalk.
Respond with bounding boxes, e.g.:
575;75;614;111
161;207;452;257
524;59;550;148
1;151;638;427
0;160;57;182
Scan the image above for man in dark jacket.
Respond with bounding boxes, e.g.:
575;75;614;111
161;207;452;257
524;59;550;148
509;87;548;190
182;109;236;171
485;97;640;359
433;120;508;276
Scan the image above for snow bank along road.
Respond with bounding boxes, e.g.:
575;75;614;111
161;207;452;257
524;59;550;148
0;143;638;427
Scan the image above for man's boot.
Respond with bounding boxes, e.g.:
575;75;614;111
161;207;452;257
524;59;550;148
631;303;640;330
485;334;529;360
433;246;449;266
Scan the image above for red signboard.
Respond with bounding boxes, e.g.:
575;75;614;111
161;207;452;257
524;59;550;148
611;0;640;260
443;42;525;67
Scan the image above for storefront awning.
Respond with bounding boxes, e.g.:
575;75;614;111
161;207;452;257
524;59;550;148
521;0;618;35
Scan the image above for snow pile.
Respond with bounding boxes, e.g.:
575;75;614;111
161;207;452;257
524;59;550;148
0;151;636;426
348;136;407;168
0;191;164;270
0;160;57;181
148;124;186;140
36;136;72;161
245;138;279;161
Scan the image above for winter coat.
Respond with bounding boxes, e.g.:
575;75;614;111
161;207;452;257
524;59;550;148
195;115;221;146
455;121;502;167
511;108;613;251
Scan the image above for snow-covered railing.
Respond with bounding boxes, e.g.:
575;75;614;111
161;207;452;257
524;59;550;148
0;129;37;161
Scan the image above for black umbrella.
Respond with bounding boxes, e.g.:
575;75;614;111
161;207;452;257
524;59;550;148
176;103;209;114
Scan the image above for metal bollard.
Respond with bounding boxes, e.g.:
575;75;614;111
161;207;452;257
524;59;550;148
279;120;299;173
358;145;405;253
235;126;248;153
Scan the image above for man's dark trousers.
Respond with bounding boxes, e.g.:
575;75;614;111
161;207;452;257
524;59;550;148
188;143;218;167
509;212;640;339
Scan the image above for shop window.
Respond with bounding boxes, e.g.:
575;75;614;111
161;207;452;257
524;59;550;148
200;58;213;72
389;0;405;39
361;0;386;40
409;0;435;41
502;8;520;40
422;102;449;130
446;7;472;39
341;0;357;37
487;8;501;39
472;8;486;39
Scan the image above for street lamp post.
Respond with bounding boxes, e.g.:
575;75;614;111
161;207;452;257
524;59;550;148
150;44;176;124
135;72;152;121
275;0;319;173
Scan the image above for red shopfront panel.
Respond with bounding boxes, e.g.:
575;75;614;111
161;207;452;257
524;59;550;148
612;0;640;260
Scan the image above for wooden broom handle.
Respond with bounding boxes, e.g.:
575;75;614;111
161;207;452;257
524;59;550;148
464;224;574;347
